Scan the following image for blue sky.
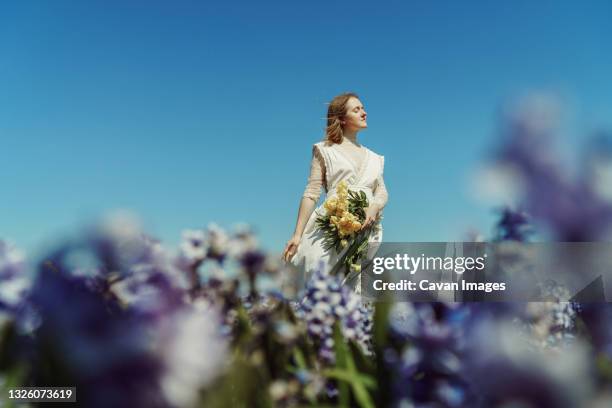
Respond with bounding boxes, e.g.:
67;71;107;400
2;1;612;255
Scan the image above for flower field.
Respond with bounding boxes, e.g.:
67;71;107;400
3;100;612;407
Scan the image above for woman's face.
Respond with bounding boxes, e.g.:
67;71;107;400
343;97;368;131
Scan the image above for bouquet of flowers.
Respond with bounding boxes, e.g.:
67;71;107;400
315;180;374;276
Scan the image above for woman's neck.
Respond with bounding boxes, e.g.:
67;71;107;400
342;130;360;146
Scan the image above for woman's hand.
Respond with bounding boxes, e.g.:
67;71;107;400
361;205;380;231
283;235;301;262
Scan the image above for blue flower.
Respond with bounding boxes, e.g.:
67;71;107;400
298;262;372;363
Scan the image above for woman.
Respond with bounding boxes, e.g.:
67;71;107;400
282;92;388;293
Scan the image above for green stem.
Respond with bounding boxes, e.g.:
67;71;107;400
329;227;371;276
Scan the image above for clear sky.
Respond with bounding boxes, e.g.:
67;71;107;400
2;1;612;255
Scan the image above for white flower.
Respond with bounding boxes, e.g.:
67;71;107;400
158;305;228;407
205;223;230;260
0;240;29;308
180;229;207;262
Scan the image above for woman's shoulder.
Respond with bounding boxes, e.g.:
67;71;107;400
313;140;334;149
311;141;332;163
365;145;384;159
312;140;336;155
365;146;385;171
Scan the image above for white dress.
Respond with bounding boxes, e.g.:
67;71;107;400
290;141;386;294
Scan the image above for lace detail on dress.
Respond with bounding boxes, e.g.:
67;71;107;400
302;139;388;209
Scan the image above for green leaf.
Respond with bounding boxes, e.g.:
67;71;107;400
292;348;308;370
323;369;376;389
373;301;391;349
197;355;271;408
330;324;376;408
331;323;350;407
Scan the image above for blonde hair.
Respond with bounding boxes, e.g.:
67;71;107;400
324;92;360;144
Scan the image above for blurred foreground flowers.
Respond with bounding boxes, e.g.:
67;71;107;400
3;96;612;407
